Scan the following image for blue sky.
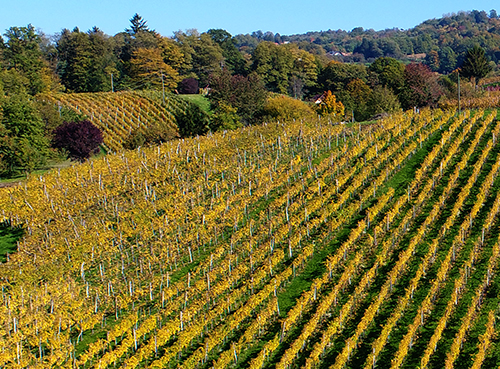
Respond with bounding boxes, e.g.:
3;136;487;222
1;0;498;38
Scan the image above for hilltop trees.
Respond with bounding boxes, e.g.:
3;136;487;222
207;29;246;75
57;27;116;92
251;41;294;94
174;30;224;86
2;25;53;95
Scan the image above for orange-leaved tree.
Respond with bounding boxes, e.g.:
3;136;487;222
316;90;345;120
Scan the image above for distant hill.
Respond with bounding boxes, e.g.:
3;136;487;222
235;9;500;73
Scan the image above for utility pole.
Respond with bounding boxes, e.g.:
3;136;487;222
111;73;114;92
161;71;165;105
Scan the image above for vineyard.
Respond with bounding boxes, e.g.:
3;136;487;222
39;91;193;152
1;108;500;368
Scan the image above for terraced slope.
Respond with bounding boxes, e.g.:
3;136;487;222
40;91;191;152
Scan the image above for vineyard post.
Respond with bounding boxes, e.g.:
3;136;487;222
161;71;166;105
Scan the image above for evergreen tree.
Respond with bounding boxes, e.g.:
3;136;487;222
461;45;492;86
127;14;149;35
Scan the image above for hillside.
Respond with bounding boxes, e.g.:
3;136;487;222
39;91;194;152
1;109;500;368
238;10;500;70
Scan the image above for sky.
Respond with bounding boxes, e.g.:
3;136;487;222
1;0;498;38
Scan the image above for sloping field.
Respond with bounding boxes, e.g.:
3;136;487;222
0;109;500;368
39;91;191;152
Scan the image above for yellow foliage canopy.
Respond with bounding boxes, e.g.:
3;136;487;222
316;90;345;119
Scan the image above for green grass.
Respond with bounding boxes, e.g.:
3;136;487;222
179;94;211;114
0;223;24;262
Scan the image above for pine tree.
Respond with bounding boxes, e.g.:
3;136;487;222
127;14;149;35
461;45;491;87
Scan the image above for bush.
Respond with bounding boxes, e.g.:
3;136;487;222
366;86;401;117
175;103;212;137
52;120;103;161
123;123;179;150
35;100;87;138
178;78;199;94
263;95;314;122
210;102;242;131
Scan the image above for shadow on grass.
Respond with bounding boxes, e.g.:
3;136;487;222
0;223;24;262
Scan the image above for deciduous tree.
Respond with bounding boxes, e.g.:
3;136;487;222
251;42;294;94
400;63;443;109
130;47;179;90
52;120;103;161
209;69;267;125
316;90;344;120
0;93;49;175
2;25;51;95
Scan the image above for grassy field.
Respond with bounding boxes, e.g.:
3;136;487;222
179;93;211;113
0;224;23;262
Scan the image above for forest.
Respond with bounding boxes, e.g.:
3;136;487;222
0;10;499;176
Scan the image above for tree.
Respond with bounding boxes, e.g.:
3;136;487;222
174;30;224;85
2;25;52;95
425;50;440;72
461;45;492;86
438;47;457;74
57;27;116;92
251;42;294;94
175;103;212;137
207;29;246;75
178;77;199;94
126;14;150;35
368;57;404;94
319;60;368;94
57;28;91;92
345;78;372;121
52;120;103;161
316;91;345;120
353;38;383;60
0;94;50;175
366;86;401;117
129;47;179;90
209;69;267;125
289;46;318;97
400;63;443;109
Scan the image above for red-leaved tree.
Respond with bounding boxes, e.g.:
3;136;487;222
52;120;103;161
400;63;443;110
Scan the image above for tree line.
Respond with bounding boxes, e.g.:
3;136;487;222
0;12;495;177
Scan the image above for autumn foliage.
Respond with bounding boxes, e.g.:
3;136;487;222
316;90;345;120
52;119;103;161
